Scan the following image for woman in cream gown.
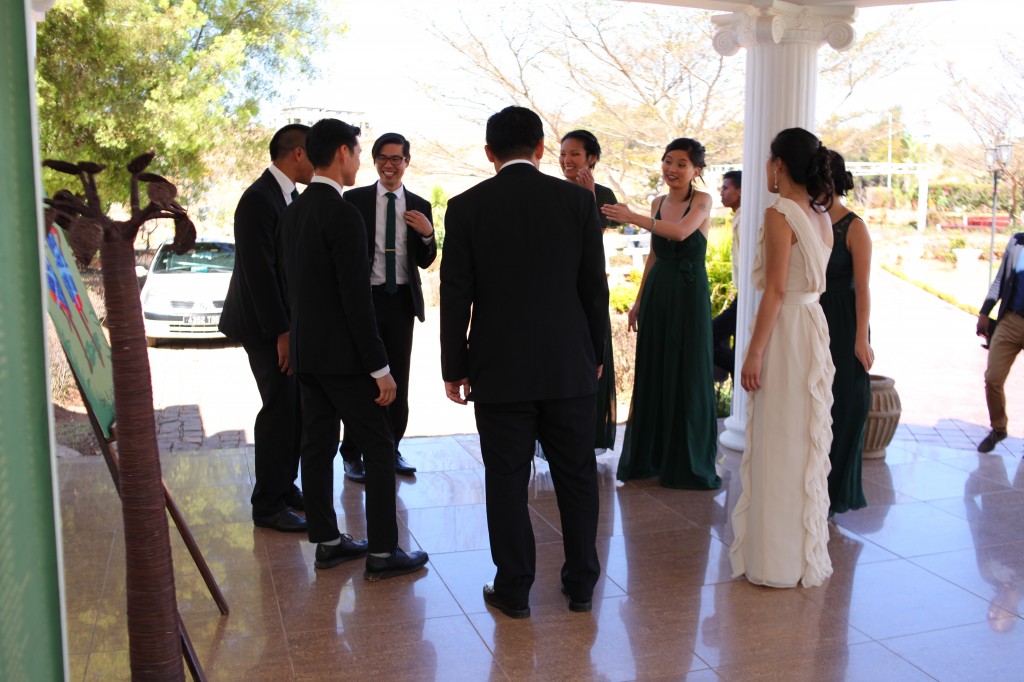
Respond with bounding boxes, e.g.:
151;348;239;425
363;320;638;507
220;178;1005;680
730;128;837;589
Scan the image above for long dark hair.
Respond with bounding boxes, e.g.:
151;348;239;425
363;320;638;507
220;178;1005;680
662;138;706;198
561;130;601;169
770;128;833;211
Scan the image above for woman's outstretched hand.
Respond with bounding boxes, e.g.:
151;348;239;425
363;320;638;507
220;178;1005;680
602;202;632;225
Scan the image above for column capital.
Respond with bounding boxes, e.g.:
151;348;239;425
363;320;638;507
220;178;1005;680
712;1;857;56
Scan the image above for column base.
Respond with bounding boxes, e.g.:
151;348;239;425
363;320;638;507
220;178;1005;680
718;414;746;452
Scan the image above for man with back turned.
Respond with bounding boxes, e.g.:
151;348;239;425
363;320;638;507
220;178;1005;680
440;106;608;617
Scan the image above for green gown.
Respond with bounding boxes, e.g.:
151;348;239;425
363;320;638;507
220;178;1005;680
820;211;869;515
616;205;720;489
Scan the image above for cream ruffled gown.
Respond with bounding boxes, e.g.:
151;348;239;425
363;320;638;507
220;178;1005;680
730;197;836;588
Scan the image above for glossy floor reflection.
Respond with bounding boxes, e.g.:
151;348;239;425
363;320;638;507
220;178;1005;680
60;424;1024;681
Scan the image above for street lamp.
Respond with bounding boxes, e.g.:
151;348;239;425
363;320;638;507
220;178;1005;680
985;142;1013;284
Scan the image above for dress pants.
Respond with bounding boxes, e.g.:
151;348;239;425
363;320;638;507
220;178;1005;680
340;284;415;461
712;297;737;376
244;338;301;516
474;394;601;604
985;310;1024;431
297;372;398;552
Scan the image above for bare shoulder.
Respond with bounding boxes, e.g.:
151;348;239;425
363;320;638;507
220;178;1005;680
692;190;713;214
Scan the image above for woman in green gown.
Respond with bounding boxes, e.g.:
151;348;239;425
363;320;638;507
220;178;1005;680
560;129;618;452
601;138;720;489
822;151;874;515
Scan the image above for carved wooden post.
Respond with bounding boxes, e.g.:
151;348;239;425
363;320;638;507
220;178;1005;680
45;154;194;681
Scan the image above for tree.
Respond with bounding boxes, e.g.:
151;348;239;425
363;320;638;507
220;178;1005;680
35;0;340;207
818;7;916;110
943;48;1023;224
424;0;744;203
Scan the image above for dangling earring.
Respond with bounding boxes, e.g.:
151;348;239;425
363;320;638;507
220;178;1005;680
772;168;779;193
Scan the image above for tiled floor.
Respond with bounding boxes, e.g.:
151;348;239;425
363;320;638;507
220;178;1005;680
60;422;1024;681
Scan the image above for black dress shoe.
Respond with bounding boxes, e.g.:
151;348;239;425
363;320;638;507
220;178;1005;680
343;458;366;483
253;509;307;533
978;429;1008;453
395;453;417;476
483;582;530;619
283;487;304;511
364;547;428;581
314;534;369;569
560;584;592;613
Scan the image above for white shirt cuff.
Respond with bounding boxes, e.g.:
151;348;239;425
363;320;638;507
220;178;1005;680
370;365;390;379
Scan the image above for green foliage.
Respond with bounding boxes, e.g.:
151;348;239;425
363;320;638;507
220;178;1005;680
431;185;448;250
715;377;733;419
36;0;338;205
609;281;639;314
706;227;735;317
929;183;1013;214
608;269;644;313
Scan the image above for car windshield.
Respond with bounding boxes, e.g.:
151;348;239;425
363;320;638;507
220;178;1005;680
152;242;235;273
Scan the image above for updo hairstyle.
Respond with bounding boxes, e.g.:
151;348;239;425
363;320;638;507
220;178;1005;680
770;127;834;212
829;151;855;198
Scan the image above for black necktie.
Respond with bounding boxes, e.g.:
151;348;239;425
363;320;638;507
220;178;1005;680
385;192;397;294
290;188;299;203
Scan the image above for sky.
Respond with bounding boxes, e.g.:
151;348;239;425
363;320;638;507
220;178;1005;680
266;0;1024;184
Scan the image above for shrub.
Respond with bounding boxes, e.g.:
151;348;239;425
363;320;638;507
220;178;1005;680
706;227;736;317
609;272;641;314
715;377;733;419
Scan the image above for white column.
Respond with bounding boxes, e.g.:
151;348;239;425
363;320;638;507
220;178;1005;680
713;4;856;452
29;0;56;57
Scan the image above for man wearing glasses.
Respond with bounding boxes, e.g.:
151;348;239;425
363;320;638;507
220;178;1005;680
340;133;437;481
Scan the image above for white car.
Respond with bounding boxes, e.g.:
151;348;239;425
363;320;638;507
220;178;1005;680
140;237;235;345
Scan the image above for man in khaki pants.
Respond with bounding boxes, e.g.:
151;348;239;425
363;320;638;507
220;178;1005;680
976;232;1024;453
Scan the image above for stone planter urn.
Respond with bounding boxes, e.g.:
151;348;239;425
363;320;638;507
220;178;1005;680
863;375;902;460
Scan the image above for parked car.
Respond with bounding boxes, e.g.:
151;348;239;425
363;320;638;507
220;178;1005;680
140;237;235;345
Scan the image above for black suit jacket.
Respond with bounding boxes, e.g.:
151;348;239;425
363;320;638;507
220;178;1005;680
278;182;388;375
981;232;1024;322
440;163;608;403
219;168;290;344
343;183;437;321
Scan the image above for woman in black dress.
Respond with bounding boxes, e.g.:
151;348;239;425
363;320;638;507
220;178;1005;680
560;130;617;452
822;151;874;516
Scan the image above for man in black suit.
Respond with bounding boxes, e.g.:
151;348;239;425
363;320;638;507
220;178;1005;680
340;132;437;481
220;124;311;532
278;118;428;577
440;106;608;617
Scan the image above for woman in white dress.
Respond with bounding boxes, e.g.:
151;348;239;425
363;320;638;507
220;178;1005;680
730;128;837;588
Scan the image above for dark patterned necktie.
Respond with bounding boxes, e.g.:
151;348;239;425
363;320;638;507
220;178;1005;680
385;192;397;294
290;188;299;203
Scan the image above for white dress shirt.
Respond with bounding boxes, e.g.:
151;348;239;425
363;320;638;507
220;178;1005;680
371;181;410;286
268;163;297;205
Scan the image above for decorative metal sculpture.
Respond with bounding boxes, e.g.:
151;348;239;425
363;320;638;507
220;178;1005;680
45;153;194;681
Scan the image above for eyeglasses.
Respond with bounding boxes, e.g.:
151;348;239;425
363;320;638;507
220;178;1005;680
375;155;407;166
